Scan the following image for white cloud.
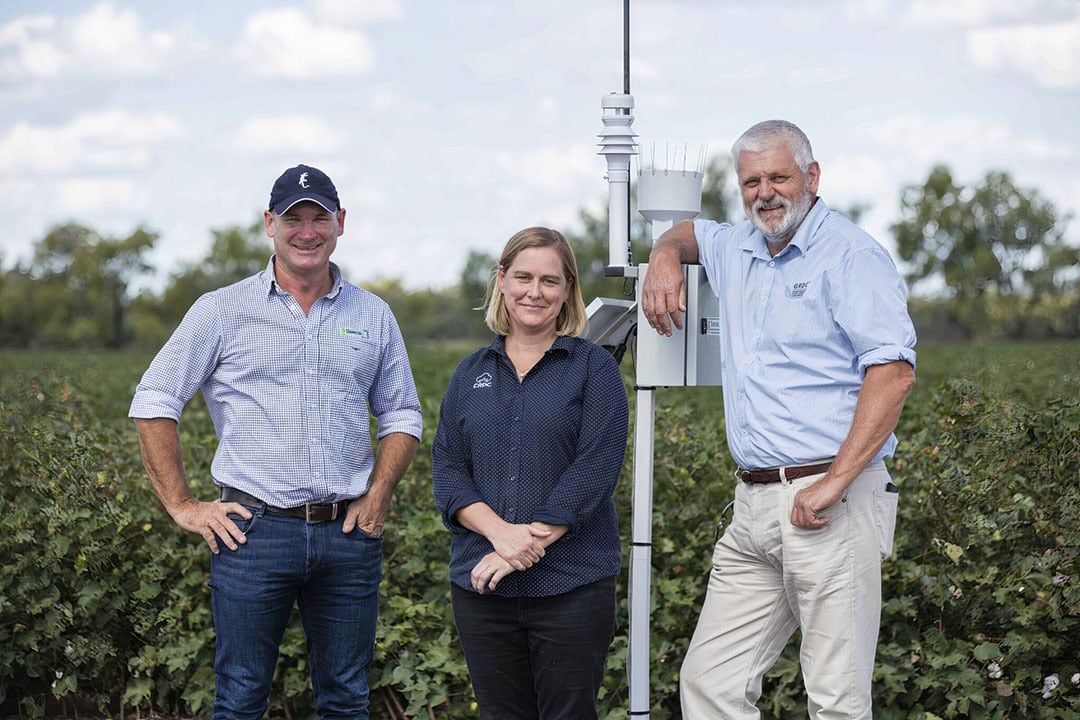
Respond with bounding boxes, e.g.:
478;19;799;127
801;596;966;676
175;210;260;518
0;3;178;80
369;86;403;112
234;8;375;78
849;0;1079;28
436;140;596;203
786;65;853;86
463;3;615;87
230;116;344;156
0;13;53;44
820;152;897;254
0;122;79;173
904;0;1041;27
0;14;65;78
344;181;390;212
494;143;596;195
823;153;891;202
68;2;175;76
872;115;1072;168
314;0;403;25
56;176;139;215
429;138;601;257
846;0;1080;88
2;0;1076;291
967;18;1080;88
0;111;185;174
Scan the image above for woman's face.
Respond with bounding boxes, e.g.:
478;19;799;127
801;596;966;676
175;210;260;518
499;246;571;336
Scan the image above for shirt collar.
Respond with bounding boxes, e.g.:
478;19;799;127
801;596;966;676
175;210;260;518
789;198;828;254
261;256;344;299
489;334;574;357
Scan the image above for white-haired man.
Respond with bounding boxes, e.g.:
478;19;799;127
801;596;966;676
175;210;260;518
642;120;916;719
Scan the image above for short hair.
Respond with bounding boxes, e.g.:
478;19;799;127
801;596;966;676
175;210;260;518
482;227;587;337
731;120;815;172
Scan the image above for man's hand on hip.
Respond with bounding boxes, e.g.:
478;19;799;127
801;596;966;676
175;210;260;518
790;475;847;529
172;497;252;553
343;494;388;538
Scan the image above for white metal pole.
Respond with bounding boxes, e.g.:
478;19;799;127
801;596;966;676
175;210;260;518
608;180;630;269
628;386;655;717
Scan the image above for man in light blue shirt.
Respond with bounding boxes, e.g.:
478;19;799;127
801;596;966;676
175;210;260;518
130;164;421;720
642;120;916;719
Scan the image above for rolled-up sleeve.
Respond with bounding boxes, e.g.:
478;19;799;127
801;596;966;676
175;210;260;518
830;246;917;376
369;308;422;441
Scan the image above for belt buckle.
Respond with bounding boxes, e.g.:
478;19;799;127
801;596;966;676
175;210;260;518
304;502;339;524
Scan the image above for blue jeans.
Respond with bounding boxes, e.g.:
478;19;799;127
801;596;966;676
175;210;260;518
208;506;383;720
450;576;617;720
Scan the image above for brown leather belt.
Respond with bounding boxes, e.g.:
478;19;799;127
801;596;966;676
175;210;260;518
221;487;352;524
736;460;833;485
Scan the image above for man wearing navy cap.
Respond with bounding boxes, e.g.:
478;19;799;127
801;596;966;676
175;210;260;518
130;164;422;719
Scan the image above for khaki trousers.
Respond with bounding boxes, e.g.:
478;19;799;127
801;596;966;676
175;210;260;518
680;463;898;719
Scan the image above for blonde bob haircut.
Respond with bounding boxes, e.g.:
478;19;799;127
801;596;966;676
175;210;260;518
482;227;587;337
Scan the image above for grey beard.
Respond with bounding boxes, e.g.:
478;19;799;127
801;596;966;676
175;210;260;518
749;192;813;245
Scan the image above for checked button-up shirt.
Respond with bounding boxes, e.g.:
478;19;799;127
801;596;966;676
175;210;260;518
130;258;422;508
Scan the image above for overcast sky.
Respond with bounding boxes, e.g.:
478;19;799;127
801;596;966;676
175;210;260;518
2;0;1078;293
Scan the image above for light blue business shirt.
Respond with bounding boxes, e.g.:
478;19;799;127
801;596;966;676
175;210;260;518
130;258;423;507
694;199;916;470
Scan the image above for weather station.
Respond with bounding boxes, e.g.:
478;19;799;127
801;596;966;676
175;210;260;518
581;2;722;716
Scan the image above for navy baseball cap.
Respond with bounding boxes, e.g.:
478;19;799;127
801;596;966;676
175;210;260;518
268;164;340;214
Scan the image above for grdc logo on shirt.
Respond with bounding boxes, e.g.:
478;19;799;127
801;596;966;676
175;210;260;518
473;372;493;389
785;281;810;299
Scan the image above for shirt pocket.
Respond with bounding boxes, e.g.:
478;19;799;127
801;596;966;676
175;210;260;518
329;339;379;451
873;479;899;560
342;338;380;389
770;280;828;344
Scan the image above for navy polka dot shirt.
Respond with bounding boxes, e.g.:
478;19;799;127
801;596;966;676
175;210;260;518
432;334;629;597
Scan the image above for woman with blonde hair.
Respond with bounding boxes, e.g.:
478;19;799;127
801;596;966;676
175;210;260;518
433;227;629;719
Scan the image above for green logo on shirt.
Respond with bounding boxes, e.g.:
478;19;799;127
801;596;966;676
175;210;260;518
340;327;370;339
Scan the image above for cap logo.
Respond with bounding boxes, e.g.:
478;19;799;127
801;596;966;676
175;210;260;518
270;165;338;213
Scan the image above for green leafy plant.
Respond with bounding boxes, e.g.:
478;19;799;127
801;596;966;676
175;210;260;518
1;343;1077;718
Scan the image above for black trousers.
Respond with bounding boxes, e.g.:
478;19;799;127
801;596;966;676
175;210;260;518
450;576;617;720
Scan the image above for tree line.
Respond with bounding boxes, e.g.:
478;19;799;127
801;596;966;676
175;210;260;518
1;160;1076;349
